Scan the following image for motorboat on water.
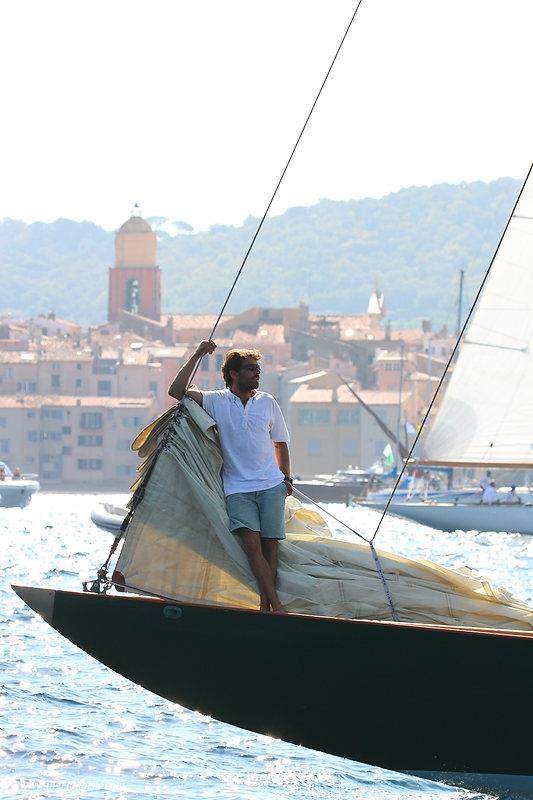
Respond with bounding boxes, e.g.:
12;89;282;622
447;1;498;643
0;461;39;508
90;498;128;535
294;468;378;504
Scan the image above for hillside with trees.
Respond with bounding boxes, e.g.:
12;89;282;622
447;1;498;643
0;178;520;330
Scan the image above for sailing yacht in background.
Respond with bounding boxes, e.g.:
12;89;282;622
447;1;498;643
367;166;533;533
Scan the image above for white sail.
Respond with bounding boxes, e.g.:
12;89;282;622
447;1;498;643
423;169;533;467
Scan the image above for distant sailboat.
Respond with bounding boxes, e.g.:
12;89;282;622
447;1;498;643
368;165;533;534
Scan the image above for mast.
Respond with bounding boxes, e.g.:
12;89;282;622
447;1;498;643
456;269;465;338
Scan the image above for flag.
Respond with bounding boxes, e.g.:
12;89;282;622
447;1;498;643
383;443;395;466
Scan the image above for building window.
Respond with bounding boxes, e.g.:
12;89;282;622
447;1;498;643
78;435;103;446
62;426;72;435
51;362;60;371
264;354;273;363
78;459;102;470
81;412;102;430
62;446;72;455
0;439;10;453
215;354;224;371
51;374;60;388
343;439;357;457
0;417;6;428
298;409;330;425
149;381;158;395
42;409;64;420
3;367;13;379
337;409;360;426
97;380;112;397
27;410;37;418
28;431;39;442
116;464;136;477
307;439;320;456
75;379;82;388
41;431;62;441
76;363;82;370
122;416;144;428
117;439;131;450
199;356;209;372
17;381;37;394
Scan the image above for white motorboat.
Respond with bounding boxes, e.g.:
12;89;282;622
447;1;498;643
90;497;128;535
0;461;39;508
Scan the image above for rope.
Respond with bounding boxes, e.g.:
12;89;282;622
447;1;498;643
370;159;533;543
369;542;398;621
186;0;364;392
292;485;369;542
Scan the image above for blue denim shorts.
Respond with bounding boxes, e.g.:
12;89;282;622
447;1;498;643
226;482;287;539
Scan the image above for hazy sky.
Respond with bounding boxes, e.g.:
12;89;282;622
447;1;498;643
3;0;533;231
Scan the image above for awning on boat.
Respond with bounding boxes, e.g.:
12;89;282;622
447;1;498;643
113;399;533;630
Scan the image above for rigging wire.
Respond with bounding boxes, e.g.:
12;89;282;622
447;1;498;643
186;0;364;390
370;160;533;543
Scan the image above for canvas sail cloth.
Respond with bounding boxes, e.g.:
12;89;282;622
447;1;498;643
113;399;533;629
423;172;533;467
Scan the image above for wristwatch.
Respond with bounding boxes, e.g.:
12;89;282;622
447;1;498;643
284;476;294;484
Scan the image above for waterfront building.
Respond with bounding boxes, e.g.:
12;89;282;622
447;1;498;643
288;371;411;477
0;394;157;488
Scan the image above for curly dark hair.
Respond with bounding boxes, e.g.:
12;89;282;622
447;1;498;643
222;349;262;388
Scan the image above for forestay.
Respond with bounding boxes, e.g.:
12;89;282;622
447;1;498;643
113;399;533;630
423;171;533;467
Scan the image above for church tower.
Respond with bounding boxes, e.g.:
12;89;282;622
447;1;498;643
108;206;161;322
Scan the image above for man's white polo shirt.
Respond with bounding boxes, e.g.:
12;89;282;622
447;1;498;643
201;388;290;496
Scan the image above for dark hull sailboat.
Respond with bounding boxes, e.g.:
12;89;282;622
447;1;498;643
13;584;533;797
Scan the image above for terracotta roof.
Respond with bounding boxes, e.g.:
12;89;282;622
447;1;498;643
161;314;233;330
290;383;410;406
0;395;154;409
0;347;93;363
232;325;287;345
407;372;441;382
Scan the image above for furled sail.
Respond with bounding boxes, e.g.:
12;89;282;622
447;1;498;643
113;399;533;629
423;171;533;467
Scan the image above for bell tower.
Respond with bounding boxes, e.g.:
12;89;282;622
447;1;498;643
108;205;161;322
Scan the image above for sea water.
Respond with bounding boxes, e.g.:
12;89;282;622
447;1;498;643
4;493;531;800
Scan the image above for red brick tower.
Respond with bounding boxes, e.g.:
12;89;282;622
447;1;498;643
108;207;161;322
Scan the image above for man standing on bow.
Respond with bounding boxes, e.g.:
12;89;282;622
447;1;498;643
169;340;292;614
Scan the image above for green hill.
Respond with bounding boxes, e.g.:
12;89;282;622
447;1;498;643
0;178;520;330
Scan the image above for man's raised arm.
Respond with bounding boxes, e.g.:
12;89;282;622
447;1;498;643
168;340;217;404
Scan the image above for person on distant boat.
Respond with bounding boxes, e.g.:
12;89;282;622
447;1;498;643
505;485;522;504
13;467;21;479
482;480;498;505
0;465;5;481
479;471;492;492
169;340;291;614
